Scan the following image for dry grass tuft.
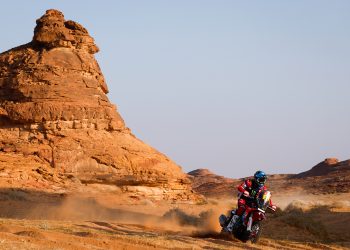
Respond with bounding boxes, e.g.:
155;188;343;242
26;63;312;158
278;205;329;240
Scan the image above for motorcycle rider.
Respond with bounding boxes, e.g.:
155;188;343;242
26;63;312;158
225;170;276;231
237;170;276;221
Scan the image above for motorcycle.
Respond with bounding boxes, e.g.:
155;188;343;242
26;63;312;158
219;190;275;243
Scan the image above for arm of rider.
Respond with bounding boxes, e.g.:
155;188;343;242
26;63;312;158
269;199;277;211
237;181;250;194
243;191;250;197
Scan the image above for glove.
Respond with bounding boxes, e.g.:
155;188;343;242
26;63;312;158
270;205;277;211
243;191;249;197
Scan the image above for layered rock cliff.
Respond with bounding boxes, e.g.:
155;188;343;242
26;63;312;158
0;9;196;201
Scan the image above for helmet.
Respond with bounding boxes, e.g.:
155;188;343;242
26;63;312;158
254;170;267;187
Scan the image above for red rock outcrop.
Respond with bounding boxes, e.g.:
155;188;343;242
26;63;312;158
293;158;346;178
291;158;350;194
189;158;350;198
0;9;197;201
188;169;240;197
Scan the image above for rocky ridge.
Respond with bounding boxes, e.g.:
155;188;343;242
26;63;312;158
189;158;350;198
292;158;350;194
0;9;197;201
188;169;239;197
293;158;349;178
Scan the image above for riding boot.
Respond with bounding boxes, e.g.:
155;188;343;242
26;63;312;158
226;212;239;232
225;210;235;225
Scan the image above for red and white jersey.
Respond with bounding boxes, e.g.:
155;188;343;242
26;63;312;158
237;179;273;206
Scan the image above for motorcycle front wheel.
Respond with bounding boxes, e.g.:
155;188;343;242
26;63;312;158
250;221;262;243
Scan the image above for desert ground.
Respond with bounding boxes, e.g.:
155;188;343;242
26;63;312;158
0;187;348;250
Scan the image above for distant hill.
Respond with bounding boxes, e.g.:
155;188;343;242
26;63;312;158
291;158;350;194
188;158;350;198
293;158;350;178
188;169;240;197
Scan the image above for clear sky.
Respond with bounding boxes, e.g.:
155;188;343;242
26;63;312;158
1;1;349;178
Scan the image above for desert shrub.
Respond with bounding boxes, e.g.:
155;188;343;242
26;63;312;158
162;208;215;228
272;206;283;215
308;205;332;214
162;208;199;226
276;205;330;241
1;189;28;201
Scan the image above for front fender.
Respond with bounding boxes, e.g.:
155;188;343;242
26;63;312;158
252;211;265;221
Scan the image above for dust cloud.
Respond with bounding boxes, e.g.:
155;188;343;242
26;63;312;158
1;193;227;236
3;191;348;241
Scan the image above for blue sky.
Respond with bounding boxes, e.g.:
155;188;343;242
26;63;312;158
1;1;349;178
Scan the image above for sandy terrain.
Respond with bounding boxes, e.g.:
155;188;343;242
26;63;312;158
0;218;346;250
0;188;348;250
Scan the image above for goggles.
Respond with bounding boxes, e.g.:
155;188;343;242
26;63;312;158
257;177;266;184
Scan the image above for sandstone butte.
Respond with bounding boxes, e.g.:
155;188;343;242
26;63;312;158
0;9;198;201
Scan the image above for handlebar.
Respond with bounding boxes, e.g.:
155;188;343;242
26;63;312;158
267;206;276;212
244;196;275;212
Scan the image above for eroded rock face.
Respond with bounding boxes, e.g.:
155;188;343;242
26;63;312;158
0;9;197;201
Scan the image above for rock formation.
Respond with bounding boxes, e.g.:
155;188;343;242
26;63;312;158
0;9;197;201
293;158;346;178
189;158;350;198
292;158;350;194
188;169;240;197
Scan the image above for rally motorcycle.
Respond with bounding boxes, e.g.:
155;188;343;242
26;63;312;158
219;190;275;243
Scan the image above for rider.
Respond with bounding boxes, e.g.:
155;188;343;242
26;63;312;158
235;170;276;224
